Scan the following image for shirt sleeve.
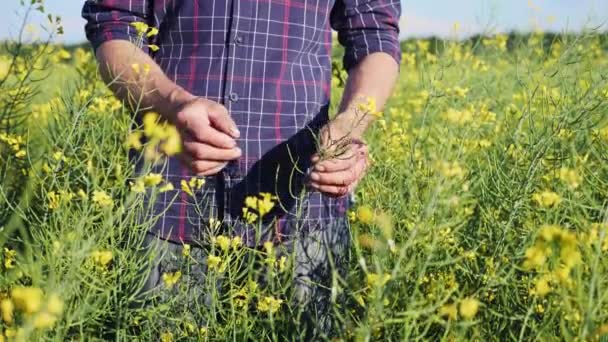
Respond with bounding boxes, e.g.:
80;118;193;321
81;0;152;52
330;0;402;71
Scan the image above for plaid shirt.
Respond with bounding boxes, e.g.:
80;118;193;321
82;0;401;245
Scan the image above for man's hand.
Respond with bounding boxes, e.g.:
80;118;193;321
172;97;242;176
309;117;369;197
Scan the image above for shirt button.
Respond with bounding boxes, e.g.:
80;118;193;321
234;35;244;45
229;92;239;102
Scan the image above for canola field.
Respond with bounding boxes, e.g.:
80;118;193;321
1;4;608;341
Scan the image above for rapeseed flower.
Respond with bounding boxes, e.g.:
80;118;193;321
91;250;113;267
182;244;191;257
0;299;13;323
162;271;181;287
215;235;231;252
532;191;561;207
558;168;581;189
3;248;16;269
366;272;391;288
160;331;173;342
207;255;222;271
459;297;480;319
159;182;174;193
257;296;283;314
11;287;43;314
143;173;163;186
92;190;113;208
439;303;458;320
356;205;374;225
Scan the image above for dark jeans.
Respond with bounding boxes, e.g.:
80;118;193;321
137;217;352;338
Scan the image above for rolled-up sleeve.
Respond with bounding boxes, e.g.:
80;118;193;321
81;0;152;52
330;0;401;71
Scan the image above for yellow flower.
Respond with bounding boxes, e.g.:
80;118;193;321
162;271;182;287
439;303;458;320
33;311;57;329
77;189;87;200
356;206;374;225
523;244;547;270
130;22;149;35
277;256;288;272
207;255;222;271
534;277;551;297
147;27;159;37
3;248;16;269
532;191;561;207
459;297;480;320
182;244;191;257
357;97;382;117
558;168;581;189
160;125;182;156
125;131;143;150
443;108;473;125
47;191;60;210
148;44;160;52
11;286;43;314
437;161;466;179
215;235;231;252
143;173;163;186
257;192;276;216
257;296;284;314
366;272;391;288
348;210;357;222
92;190;114;208
1;299;14;324
130;180;145;193
242;207;258;224
159;182;174;193
263;241;274;254
242;193;277;223
160;331;173;342
91;250;113;267
181;179;194;196
231;236;243;249
199;327;208;336
46;293;64;315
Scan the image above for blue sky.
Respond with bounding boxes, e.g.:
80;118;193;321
1;0;607;44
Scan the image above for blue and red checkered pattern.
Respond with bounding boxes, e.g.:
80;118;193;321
82;0;401;245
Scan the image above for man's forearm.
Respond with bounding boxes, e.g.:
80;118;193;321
95;40;195;122
335;52;400;137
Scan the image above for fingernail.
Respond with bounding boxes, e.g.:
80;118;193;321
232;128;241;138
310;173;320;181
316;165;325;172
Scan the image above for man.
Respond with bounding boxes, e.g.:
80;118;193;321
82;0;400;336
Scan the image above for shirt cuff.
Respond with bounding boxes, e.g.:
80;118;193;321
342;32;401;71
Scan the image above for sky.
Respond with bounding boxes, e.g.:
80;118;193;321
0;0;607;44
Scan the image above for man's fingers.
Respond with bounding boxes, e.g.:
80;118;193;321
177;154;226;175
208;104;240;139
313;144;368;172
183;140;242;161
310;156;367;187
185;125;237;149
310;166;359;186
309;183;351;198
191;160;228;176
